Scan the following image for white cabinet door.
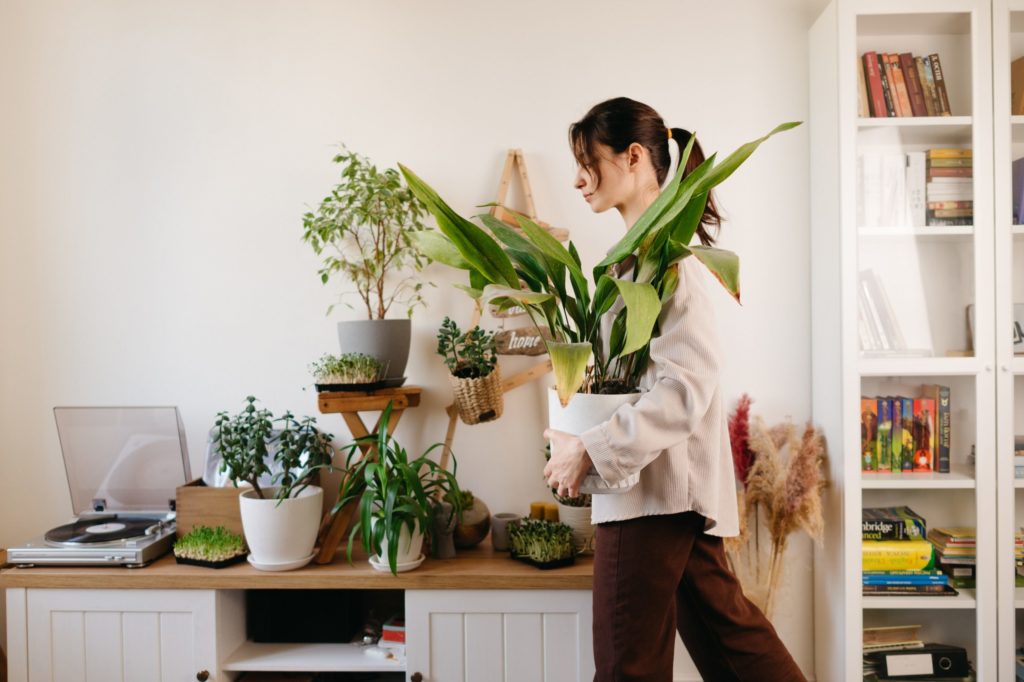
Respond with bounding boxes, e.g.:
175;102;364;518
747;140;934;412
10;588;223;682
405;589;593;682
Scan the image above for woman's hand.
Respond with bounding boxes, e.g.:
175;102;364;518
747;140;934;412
543;428;592;499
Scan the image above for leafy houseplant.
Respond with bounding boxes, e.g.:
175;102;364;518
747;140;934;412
508;519;576;569
336;402;465;574
309;352;387;388
400;122;800;405
214;396;336;570
437;317;503;424
173;525;247;569
301;146;432;380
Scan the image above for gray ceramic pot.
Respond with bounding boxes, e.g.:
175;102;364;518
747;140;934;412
336;319;411;380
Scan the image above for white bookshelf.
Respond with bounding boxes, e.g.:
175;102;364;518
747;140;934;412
810;1;998;680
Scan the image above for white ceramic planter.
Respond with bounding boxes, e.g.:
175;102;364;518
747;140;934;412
373;518;424;566
547;387;642;494
557;503;596;554
239;485;323;570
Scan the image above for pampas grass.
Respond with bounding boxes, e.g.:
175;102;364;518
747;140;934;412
725;398;826;618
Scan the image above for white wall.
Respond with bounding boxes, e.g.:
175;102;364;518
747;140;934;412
0;1;825;677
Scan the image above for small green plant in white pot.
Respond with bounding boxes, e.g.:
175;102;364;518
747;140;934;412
335;402;464;574
301;146;432;381
215;396;335;571
309;352;387;389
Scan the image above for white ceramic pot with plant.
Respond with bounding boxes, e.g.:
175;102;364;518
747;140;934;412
215;396;336;571
335;402;465;575
398;123;796;494
301;146;433;381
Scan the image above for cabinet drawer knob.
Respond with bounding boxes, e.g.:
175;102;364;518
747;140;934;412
411;673;424;682
196;672;210;681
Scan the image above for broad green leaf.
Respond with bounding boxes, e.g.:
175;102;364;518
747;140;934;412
452;283;483;299
399;164;519;287
510;212;581;276
609;278;661;356
410;231;470;270
687;245;741;303
481;284;555;307
548;342;592;406
692;121;802;197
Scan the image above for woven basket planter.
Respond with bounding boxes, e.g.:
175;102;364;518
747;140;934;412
449;367;504;425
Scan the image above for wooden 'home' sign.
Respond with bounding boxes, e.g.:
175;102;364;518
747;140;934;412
495;325;552;356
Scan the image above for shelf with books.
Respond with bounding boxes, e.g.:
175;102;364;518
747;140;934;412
861;467;976;489
863;588;977;610
857;117;973;146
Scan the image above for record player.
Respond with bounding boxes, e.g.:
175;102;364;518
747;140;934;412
8;406;191;568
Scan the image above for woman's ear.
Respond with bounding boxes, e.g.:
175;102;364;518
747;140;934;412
626;142;646;171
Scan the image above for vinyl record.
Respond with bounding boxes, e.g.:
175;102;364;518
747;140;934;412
45;517;154;545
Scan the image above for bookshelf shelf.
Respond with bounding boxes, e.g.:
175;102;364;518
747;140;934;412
858;227;973;240
857;117;973;145
222;641;405;673
862;588;977;610
861;467;976;489
858;357;979;376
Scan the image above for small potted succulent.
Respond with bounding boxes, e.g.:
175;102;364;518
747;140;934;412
173;525;247;569
445;489;491;549
215;396;335;571
508;519;576;569
309;352;387;391
544;445;594;554
336;402;464;575
437;316;502;424
301;146;432;382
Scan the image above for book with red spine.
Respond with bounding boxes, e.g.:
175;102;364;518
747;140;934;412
878;54;896;116
889;53;914;117
900;53;928;116
863;52;887;117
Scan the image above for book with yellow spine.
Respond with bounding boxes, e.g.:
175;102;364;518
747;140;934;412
862;540;935;571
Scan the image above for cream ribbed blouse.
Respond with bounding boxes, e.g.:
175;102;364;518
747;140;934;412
578;255;740;536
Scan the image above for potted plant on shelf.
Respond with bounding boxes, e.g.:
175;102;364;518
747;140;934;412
335;402;464;574
301;145;432;382
544;445;594;554
215;396;336;571
445;489;491;549
508;519;576;569
399;122;799;493
173;525;248;569
437;316;502;424
309;352;387;391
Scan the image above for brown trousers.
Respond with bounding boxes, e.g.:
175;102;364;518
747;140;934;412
592;512;807;682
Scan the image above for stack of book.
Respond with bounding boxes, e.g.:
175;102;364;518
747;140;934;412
926;149;973;226
860;384;951;473
862;624;925;678
929;527;976;589
862;506;957;596
859;52;951;117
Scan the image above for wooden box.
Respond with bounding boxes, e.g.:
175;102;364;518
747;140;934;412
174;479;248;538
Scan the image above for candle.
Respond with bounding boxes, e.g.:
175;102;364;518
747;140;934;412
544;503;559;522
529;502;545;519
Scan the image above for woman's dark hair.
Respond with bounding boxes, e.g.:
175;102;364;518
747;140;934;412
568;96;722;246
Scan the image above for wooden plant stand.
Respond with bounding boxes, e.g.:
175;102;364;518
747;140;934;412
313;386;422;564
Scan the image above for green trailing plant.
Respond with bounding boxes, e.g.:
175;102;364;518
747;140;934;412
214;396;336;502
335;401;465;575
543;445;591;507
444;489;476;510
309;352;386;384
173;526;247;563
436;317;498;379
508;519;575;563
301;145;432;319
399;122;800;405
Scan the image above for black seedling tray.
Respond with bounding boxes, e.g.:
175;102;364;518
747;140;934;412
174;552;248;569
510;552;575;570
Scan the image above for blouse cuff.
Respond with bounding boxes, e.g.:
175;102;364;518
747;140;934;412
579;423;625;486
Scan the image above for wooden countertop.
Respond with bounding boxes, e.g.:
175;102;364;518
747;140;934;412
0;542;593;590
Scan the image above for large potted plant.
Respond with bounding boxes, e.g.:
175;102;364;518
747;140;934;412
398;122;799;493
302;146;432;381
215;396;335;571
335;402;464;574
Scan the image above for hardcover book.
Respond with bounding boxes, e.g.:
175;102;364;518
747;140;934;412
862;506;927;540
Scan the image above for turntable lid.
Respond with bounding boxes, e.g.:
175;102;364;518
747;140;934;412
53;407;192;513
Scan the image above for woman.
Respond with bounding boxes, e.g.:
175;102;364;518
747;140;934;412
543;97;805;682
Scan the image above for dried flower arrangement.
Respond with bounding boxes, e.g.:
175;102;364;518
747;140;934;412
725;393;826;618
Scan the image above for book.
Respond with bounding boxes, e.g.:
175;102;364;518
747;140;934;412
920;385;951;473
862;506;927;540
912;399;935;472
901;53;928;117
930;209;973;218
890;397;904;471
878;398;893;472
862;583;957;595
907;151;926;227
919;55;939;116
928;158;973;168
927;200;973;209
928;167;973;178
858;55;870;117
930;53;951;115
878;54;896;117
863;540;935;571
864;52;887;117
900;398;914;471
1013;56;1024;115
863;624;923;646
862;398;879;471
889;53;914;117
863;574;948;586
928;149;973;159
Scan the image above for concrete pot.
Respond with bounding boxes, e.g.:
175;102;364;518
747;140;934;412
336;318;411;380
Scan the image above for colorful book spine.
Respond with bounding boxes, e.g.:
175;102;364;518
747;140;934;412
889;53;914;117
863;574;948;585
900;398;914;472
929;53;951;115
916;56;938;116
862;584;954;594
928;148;972;159
912;399;935;472
878;398;893;472
922;56;940;115
891;398;903;471
864;52;886;117
858;55;870;117
862;506;927;540
862;540;935;571
878;54;896;117
862;398;879;472
900;52;927;116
